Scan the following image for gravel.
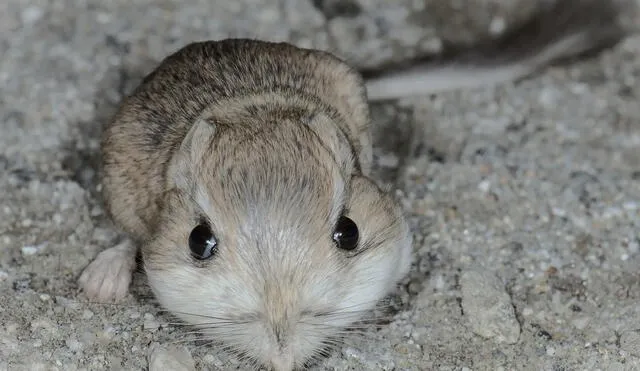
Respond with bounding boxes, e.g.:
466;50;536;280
460;269;521;344
148;343;196;371
2;0;640;370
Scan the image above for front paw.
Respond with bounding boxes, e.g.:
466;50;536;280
78;239;136;302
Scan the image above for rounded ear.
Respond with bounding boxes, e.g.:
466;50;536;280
302;112;356;177
166;117;216;190
309;53;373;174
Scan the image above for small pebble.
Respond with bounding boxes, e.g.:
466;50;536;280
621;253;629;261
101;326;117;341
460;268;521;344
96;12;112;24
82;310;94;320
21;246;39;256
52;213;63;225
201;353;219;366
144;313;160;331
148;343;195;371
92;227;114;243
537;87;559;108
546;346;555;356
477;180;491;193
90;206;103;217
620;330;640;357
66;337;83;352
342;347;362;360
489;17;506;35
21;242;47;256
21;6;44;24
572;316;590;330
378;153;400;168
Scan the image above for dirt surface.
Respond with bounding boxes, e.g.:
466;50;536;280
2;1;640;370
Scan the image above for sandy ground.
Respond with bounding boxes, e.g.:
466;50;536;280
2;1;640;370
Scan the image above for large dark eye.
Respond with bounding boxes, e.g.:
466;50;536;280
189;223;218;260
333;216;359;251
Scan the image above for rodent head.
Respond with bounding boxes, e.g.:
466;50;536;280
142;103;413;370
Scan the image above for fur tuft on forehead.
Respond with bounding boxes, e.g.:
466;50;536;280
168;99;356;233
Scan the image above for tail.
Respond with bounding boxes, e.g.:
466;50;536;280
363;0;632;101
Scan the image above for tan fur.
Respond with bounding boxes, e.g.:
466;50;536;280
100;41;373;242
87;39;412;370
81;2;630;365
